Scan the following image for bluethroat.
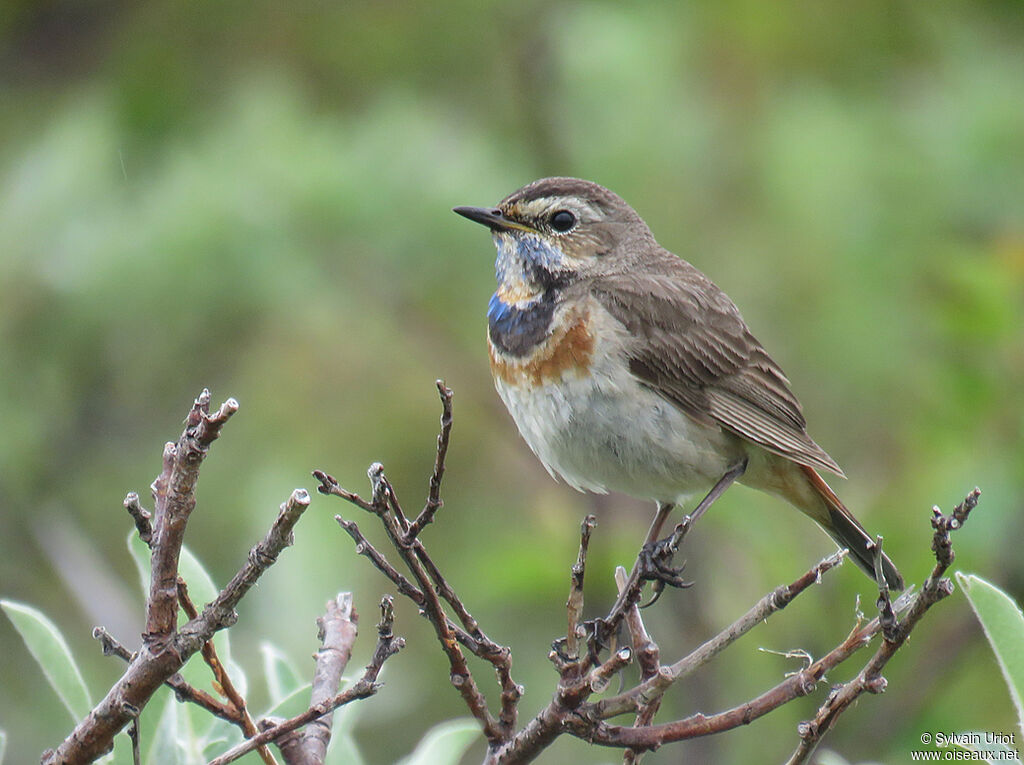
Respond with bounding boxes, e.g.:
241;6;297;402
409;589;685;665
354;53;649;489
454;177;903;591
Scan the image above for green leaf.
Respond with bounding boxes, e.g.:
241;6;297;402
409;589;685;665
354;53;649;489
127;530;151;596
263;682;313;720
1;600;92;722
325;704;366;765
127;531;221;629
395;719;480;765
140;686;211;765
260;641;305;705
957;572;1024;733
145;690;185;765
198;719;243;760
177;546;220;621
814;753;886;765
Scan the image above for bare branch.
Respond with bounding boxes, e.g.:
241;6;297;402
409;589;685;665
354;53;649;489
313;382;982;764
786;489;981;764
124;492;152;546
670;549;847;680
127;715;140;765
275;593;360;765
615;567;660;683
489;548;852;763
92;626;238;724
45;486;311;763
565;515;596;661
184;488;311;645
333;513;501;660
178;579;277;765
146;391;239;643
615;566;663;765
366;464;501;740
334;515;426;605
317;386;519;743
403;380;454;541
594;466;741;660
207;597;403;765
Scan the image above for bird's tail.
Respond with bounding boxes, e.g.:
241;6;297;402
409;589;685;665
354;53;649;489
797;465;904;591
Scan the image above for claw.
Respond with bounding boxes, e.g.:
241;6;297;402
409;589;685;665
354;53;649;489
554;618;616;663
635;536;694;604
639;581;666;609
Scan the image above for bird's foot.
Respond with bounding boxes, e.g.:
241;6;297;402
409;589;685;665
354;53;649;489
636;536;693;606
551;618;610;664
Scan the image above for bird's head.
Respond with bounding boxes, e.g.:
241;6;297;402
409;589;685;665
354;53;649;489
454;177;653;303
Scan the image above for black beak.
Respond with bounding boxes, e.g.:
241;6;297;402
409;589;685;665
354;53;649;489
453;206;534;233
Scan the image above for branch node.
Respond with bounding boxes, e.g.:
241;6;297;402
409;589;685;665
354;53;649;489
871;537;899;642
378;595;396;636
368;463;388;509
936;578;955;598
313;470;339;495
124;492;153;545
589;647;632;693
796;670;818;697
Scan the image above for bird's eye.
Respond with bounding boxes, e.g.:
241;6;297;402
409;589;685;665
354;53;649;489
549;210;576;232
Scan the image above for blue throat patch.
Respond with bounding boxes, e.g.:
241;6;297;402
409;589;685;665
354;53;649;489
487;292;556;358
488;233;568;357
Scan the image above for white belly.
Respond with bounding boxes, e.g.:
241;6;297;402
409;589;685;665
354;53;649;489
494;349;743;505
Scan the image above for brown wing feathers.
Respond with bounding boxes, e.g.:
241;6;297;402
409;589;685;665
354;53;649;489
592;262;844;477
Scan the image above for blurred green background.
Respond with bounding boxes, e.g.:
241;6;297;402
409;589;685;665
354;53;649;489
1;1;1022;762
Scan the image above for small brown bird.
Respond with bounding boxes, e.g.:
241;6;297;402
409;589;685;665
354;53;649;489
455;177;903;590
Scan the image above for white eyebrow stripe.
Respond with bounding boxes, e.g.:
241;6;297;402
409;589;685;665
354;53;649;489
519;197;604;220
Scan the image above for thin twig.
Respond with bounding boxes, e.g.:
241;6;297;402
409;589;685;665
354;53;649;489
334;515;427;605
146;391;239;642
316;388;518;741
565;515;596;661
597;461;745;656
615;566;663;765
206;597;403;765
614;566;661;682
334;502;523;739
668;550;846;680
404;380;454;541
786;489;981;764
178;579;277;765
592;549;848;722
92;626;238;723
551;593;915;753
127;715;140;765
333;513;491;655
489;548;852;764
599;503;674;649
365;464;503;740
124;492;152;546
546;516;603;723
46;486;311;764
275;593;359;765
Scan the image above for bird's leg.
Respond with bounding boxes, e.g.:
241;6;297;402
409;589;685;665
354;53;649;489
599;501;676;642
638;457;749;602
644;501;676;546
669;456;749;547
595;459;749;652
